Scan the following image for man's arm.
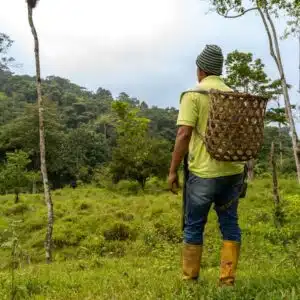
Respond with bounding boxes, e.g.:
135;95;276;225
168;125;193;192
169;125;193;174
168;92;198;192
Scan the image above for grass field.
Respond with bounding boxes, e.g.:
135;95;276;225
0;178;299;299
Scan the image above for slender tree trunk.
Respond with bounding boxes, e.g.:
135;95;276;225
278;127;283;169
270;142;282;228
258;7;300;183
14;192;19;204
279;71;300;182
270;142;280;206
32;179;37;194
27;4;54;263
298;33;300;93
138;178;147;190
247;160;255;181
279;141;283;168
277;100;283;168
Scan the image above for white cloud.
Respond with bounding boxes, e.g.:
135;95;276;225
1;0;198;72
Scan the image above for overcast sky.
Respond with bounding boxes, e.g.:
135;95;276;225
1;0;299;119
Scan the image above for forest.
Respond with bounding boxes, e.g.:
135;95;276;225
0;34;297;196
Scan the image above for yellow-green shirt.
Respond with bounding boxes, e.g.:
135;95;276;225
177;76;244;178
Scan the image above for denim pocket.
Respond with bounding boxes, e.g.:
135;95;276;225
214;174;244;209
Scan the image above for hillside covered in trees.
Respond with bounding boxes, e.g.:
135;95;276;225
0;59;178;191
0;33;297;196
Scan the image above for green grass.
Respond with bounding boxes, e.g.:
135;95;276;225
0;178;299;299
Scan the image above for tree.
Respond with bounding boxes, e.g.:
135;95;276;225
0;33;14;72
257;126;293;174
265;79;294;167
282;6;300;169
141;106;178;143
94;113;116;141
0;101;65;172
27;170;42;194
26;0;53;263
111;102;170;189
208;0;300;183
96;87;113;99
266;106;287;168
266;107;289;126
140;101;149;110
61;126;110;182
225;51;270;94
0;151;32;203
117;92;140;107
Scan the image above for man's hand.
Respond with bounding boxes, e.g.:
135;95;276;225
168;171;180;194
168;125;192;194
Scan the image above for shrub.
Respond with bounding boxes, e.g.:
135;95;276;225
92;166;113;189
53;224;87;248
115;180;141;194
143;230;160;248
4;203;29;216
154;221;181;243
99;241;127;257
115;211;134;222
25;216;46;232
78;201;90;211
279;158;297;174
103;222;137;241
80;235;105;251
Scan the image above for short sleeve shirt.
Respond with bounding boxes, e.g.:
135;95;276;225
177;76;244;178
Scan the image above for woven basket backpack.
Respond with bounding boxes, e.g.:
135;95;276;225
181;88;269;162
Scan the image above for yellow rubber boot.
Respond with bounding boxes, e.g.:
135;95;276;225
182;243;202;280
219;240;240;286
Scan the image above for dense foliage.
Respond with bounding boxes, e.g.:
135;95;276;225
0;68;178;190
0;34;297;194
0;33;178;191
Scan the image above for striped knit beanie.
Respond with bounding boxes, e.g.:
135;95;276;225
196;45;224;76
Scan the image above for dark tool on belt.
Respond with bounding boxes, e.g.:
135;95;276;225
240;163;248;199
182;153;189;231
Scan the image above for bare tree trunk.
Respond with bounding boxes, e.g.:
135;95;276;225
258;8;300;184
27;4;54;263
276;99;283;168
270;142;282;228
247;159;255;181
279;141;283;168
14;192;19;204
298;33;300;93
270;142;280;206
32;179;36;194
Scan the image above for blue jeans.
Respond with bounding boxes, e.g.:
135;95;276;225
184;173;244;245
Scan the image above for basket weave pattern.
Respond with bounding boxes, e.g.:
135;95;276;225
204;89;269;162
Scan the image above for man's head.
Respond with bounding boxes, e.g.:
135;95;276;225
196;44;224;82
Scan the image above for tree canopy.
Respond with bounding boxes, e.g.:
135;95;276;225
0;32;297;192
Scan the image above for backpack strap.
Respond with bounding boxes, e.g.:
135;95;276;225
179;88;210;104
179;87;211;142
